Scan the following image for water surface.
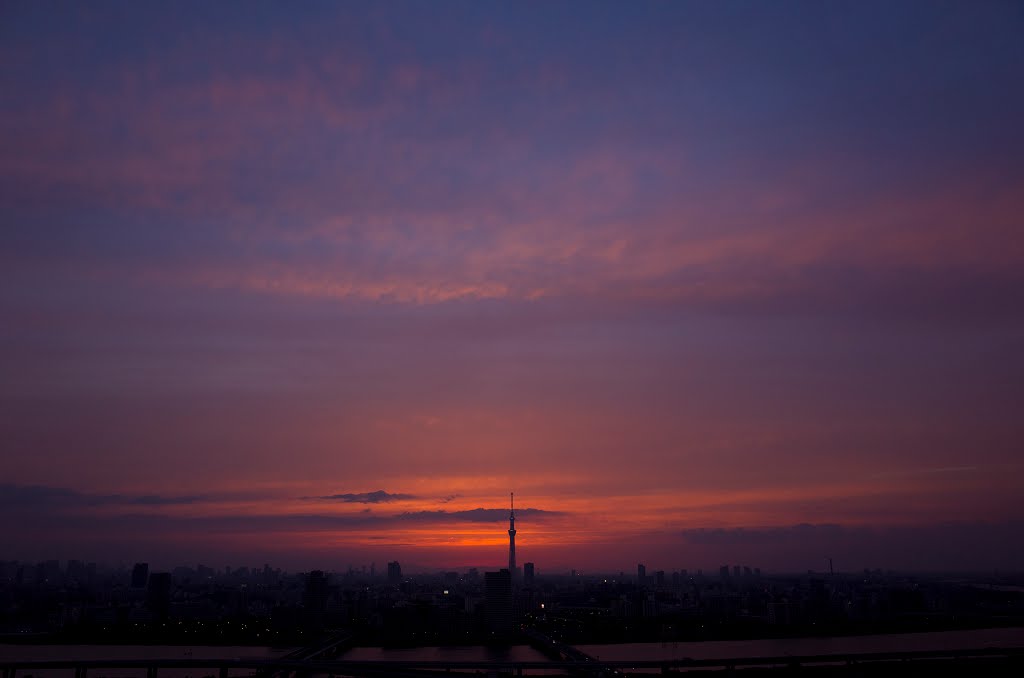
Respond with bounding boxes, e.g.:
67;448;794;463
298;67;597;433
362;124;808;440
576;626;1024;661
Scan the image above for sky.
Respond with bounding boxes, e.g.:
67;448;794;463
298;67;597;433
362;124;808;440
2;0;1023;573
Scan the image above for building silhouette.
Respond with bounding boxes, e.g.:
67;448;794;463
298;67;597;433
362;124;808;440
484;568;513;635
523;562;535;586
303;570;328;612
387;561;402;584
131;562;149;589
146;572;171;620
637;563;646;586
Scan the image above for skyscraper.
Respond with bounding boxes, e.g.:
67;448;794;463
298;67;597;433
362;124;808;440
146;572;171;620
387;561;402;584
523;562;535;586
131;562;149;589
508;492;517;580
303;570;328;612
484;569;513;635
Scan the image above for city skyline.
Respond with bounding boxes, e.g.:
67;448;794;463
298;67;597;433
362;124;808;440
4;485;1021;573
2;2;1023;573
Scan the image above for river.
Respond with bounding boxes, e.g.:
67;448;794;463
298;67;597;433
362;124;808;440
575;626;1024;661
0;645;291;678
3;626;1022;673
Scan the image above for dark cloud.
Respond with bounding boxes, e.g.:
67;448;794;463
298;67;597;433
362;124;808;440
0;486;559;533
397;508;561;523
126;494;208;506
439;494;460;503
0;510;324;535
681;523;846;546
310;490;417;503
0;503;566;540
0;484;207;508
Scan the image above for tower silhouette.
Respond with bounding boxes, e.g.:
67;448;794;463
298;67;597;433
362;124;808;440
508;492;517;579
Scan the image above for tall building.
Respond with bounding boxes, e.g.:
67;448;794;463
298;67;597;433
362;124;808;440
508;492;517;580
131;562;149;589
303;570;328;612
484;569;513;635
67;559;85;584
523;562;535;586
637;563;646;586
387;561;402;584
146;572;171;620
39;560;60;585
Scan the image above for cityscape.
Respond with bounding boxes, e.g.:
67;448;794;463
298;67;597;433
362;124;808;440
3;0;1024;675
3;502;1024;651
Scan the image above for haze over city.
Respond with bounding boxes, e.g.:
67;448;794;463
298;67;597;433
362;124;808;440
2;1;1023;574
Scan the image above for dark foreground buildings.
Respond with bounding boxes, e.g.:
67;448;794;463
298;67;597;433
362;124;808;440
4;506;1024;646
484;568;513;635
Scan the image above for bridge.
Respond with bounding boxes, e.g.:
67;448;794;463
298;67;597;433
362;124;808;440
278;630;355;661
2;646;1023;677
524;628;624;676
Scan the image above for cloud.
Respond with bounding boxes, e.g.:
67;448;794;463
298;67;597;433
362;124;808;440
0;484;208;508
310;490;417;503
439;494;461;503
396;508;562;523
681;523;847;546
5;6;1021;317
0;499;566;536
0;486;560;534
872;466;978;479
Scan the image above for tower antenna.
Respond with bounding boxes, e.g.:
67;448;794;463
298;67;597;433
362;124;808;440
508;491;517;580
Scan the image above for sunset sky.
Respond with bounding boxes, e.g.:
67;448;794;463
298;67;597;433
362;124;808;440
2;1;1023;573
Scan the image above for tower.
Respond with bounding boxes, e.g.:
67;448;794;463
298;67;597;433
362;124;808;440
508;492;517;579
